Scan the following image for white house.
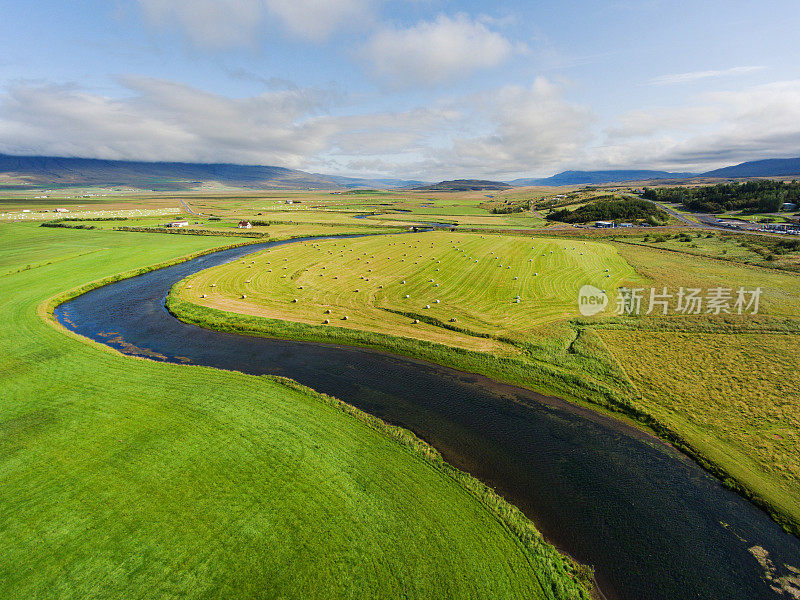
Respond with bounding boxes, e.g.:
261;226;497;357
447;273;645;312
167;220;189;228
238;220;252;229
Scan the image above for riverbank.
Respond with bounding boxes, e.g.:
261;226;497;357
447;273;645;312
167;232;800;538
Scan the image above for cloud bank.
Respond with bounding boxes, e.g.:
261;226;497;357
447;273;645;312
138;0;375;45
360;14;516;88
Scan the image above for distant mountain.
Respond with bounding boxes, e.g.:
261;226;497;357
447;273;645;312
509;170;697;186
414;179;512;191
510;158;800;187
699;157;800;179
318;174;428;189
0;154;420;191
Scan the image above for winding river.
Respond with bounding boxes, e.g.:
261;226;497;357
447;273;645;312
55;236;800;600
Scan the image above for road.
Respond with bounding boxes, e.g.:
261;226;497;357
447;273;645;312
179;198;201;216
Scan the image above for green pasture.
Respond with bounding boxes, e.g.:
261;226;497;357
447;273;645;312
0;222;590;599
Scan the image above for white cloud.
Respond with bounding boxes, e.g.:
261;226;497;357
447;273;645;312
0;78;342;168
360;14;516;88
5;73;800;181
138;0;374;46
436;77;594;176
648;66;765;86
596;80;800;171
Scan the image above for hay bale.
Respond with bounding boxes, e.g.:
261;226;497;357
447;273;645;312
323;319;330;324
413;319;419;324
424;305;430;309
342;315;349;320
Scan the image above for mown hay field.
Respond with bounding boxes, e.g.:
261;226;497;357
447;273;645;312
177;231;641;350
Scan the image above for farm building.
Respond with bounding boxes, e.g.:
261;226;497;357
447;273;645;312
782;203;797;211
54;208;69;213
238;220;252;229
167;220;189;228
594;221;615;228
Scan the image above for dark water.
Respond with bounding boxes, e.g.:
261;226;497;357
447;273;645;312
55;237;800;600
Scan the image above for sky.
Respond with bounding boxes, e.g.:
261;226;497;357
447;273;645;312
1;0;800;180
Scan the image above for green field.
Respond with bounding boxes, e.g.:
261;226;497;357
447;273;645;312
174;232;640;350
0;223;591;599
172;229;800;535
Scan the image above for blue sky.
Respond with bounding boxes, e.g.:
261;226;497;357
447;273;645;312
2;0;799;179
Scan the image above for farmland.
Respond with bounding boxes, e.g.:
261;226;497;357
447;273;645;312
0;222;591;600
172;227;800;535
172;232;641;349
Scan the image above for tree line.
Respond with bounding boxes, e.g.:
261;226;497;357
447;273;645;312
642;180;800;213
546;197;668;224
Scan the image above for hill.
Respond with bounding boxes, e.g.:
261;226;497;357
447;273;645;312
0;154;421;191
510;170;697;186
700;157;800;179
414;179;512;191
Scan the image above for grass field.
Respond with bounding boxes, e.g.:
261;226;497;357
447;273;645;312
0;222;591;599
173;228;800;535
598;330;800;527
175;231;640;350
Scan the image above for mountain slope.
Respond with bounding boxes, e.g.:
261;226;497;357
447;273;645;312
700;157;800;178
414;179;512;191
510;170;697;186
0;154;421;191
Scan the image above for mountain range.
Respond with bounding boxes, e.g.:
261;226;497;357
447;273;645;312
510;158;800;186
1;153;799;191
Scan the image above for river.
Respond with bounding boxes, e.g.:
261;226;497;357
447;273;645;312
55;236;800;600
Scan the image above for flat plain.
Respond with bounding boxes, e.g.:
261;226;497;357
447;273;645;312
0;222;591;599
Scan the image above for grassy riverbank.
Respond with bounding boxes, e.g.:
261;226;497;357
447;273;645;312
0;222;592;600
171;230;800;536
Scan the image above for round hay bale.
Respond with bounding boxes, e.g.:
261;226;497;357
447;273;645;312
241;294;247;299
200;294;206;298
342;315;349;320
323;319;330;324
424;304;430;309
292;298;298;303
413;319;419;324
